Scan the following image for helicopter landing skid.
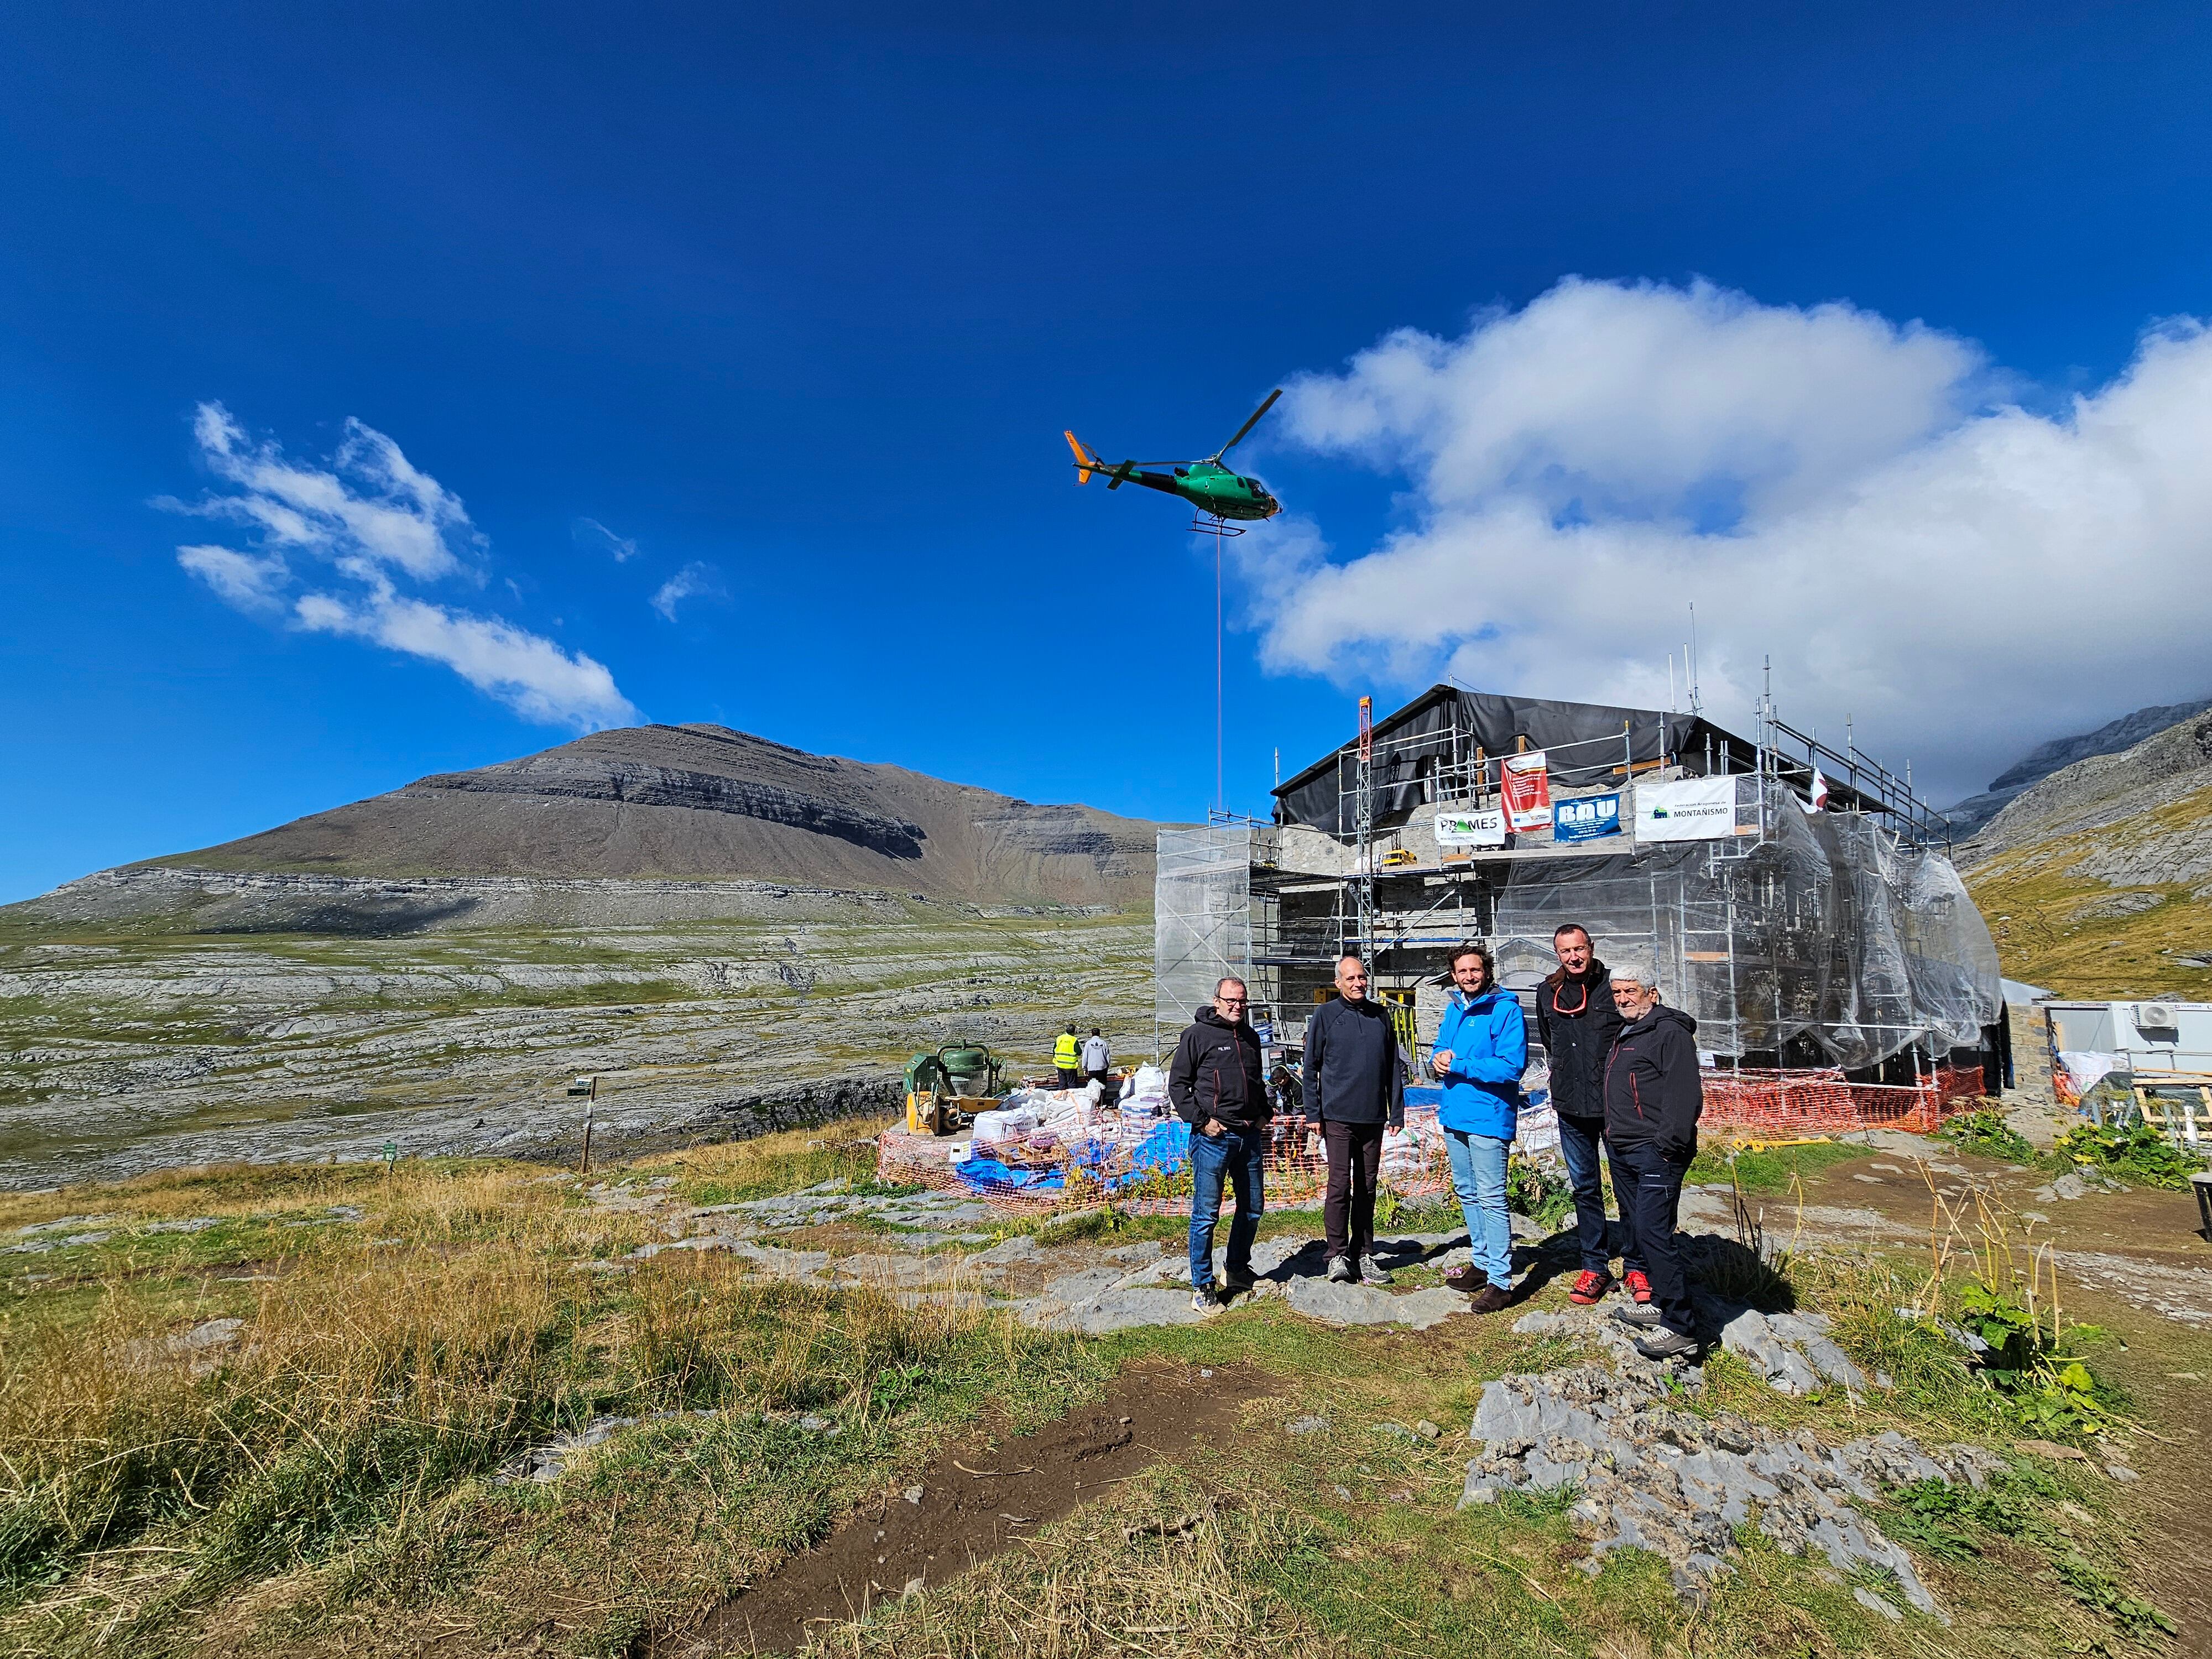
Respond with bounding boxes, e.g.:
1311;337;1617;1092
1188;513;1245;536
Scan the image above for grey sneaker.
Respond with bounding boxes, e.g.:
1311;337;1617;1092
1191;1285;1221;1314
1326;1255;1355;1284
1610;1301;1663;1328
1358;1259;1395;1286
1633;1327;1700;1361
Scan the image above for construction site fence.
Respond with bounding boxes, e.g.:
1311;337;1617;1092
1699;1063;1987;1138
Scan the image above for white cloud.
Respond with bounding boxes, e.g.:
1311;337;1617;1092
176;544;289;612
650;560;724;622
1246;279;2212;804
166;403;638;731
574;517;640;562
294;591;635;729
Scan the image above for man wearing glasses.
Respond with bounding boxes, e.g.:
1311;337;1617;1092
1167;975;1270;1312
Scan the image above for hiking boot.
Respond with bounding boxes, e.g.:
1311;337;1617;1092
1567;1269;1614;1306
1326;1255;1355;1284
1191;1285;1222;1314
1467;1284;1514;1314
1442;1264;1489;1293
1610;1301;1663;1328
1626;1269;1653;1304
1359;1258;1395;1287
1224;1268;1258;1296
1633;1327;1700;1361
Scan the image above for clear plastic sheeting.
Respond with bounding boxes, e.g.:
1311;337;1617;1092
1491;781;2001;1071
1154;826;1255;1051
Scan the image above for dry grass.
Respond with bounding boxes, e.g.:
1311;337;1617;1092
0;1128;1102;1657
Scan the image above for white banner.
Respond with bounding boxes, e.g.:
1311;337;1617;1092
1436;806;1507;848
1634;776;1742;842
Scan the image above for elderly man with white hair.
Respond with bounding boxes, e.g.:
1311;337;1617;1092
1600;951;1705;1361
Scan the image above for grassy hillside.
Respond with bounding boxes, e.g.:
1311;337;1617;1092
1965;780;2212;998
0;1130;2189;1658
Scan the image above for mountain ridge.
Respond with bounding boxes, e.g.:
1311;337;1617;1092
48;722;1164;914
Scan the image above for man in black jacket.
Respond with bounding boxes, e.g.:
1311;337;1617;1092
1536;925;1632;1306
1600;953;1704;1359
1168;975;1269;1311
1302;953;1405;1285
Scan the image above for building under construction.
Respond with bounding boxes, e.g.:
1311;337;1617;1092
1155;686;2008;1129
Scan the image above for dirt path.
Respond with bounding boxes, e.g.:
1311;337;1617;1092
660;1361;1271;1657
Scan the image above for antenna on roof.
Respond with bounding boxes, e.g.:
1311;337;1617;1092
1688;604;1704;716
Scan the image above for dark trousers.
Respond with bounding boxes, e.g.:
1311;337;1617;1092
1556;1113;1641;1273
1321;1119;1384;1263
1056;1067;1082;1088
1615;1140;1694;1335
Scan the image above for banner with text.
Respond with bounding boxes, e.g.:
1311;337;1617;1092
1634;775;1742;842
1501;751;1553;831
1552;792;1623;843
1436;806;1509;848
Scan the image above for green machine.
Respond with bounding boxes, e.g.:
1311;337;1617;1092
1063;389;1284;527
903;1040;1004;1135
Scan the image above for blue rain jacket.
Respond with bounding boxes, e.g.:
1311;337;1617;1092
1433;987;1528;1139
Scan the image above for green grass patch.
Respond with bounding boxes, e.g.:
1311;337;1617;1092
1686;1138;1866;1193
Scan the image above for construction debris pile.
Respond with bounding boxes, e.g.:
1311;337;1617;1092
878;1073;1459;1214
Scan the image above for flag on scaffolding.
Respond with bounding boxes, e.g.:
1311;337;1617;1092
1804;767;1830;813
1500;750;1553;831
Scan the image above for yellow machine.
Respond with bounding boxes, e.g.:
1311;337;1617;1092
903;1041;1004;1135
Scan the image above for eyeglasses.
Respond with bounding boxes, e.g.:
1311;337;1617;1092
1218;995;1248;1006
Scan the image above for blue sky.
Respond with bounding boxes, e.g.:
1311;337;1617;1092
6;3;2211;902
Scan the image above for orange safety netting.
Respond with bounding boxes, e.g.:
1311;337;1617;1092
1700;1063;1986;1137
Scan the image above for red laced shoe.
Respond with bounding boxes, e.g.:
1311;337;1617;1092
1626;1269;1653;1305
1568;1269;1613;1306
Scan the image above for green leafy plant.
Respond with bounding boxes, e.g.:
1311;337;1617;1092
1505;1157;1573;1228
2053;1551;2180;1639
1940;1108;2034;1165
2052;1119;2198;1189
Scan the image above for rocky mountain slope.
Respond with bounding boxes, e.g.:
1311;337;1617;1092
1944;695;2212;837
1959;708;2212;997
96;723;1160;914
0;726;1170;1187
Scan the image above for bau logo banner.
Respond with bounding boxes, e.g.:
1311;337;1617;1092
1552;792;1621;844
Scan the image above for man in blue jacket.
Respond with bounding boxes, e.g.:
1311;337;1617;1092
1430;942;1526;1314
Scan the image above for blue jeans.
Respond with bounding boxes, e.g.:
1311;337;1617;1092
1188;1124;1264;1290
1557;1113;1639;1274
1444;1129;1513;1288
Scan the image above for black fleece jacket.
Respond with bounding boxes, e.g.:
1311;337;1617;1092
1536;961;1624;1123
1301;995;1405;1129
1167;1005;1269;1131
1601;1004;1703;1161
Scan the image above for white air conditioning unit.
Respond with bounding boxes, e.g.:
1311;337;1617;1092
2135;1002;2182;1041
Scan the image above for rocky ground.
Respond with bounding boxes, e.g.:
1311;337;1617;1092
0;881;1151;1189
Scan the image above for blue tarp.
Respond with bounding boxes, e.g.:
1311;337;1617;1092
953;1116;1192;1197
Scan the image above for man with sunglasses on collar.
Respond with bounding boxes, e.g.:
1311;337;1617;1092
1537;924;1634;1307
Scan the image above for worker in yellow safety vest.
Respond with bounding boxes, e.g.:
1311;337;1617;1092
1053;1024;1082;1088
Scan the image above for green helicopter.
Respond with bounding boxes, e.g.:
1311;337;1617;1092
1064;389;1283;525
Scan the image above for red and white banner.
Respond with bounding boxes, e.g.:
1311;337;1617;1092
1500;751;1552;831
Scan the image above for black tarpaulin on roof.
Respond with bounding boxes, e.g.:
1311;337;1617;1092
1271;686;1775;836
